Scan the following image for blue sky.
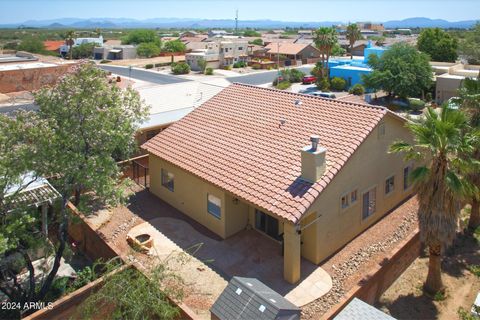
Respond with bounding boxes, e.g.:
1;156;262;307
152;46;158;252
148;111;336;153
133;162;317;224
1;0;479;23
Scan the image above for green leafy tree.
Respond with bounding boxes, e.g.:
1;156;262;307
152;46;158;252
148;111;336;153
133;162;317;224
331;43;346;56
17;37;45;54
197;58;207;73
346;23;362;59
417;28;458;62
331;77;346;91
243;30;261;37
363;43;433;98
390;107;477;294
349;83;365;95
34;63;149;206
162;40;186;53
249;38;263;46
171;62;190;75
71;43;96;59
136;42;161;58
314;27;337;79
81;263;182;320
0;111;52;319
455;75;480;230
122;29;161;47
458;23;480;64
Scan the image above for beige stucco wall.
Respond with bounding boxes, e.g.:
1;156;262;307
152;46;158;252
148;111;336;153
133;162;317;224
149;156;249;239
436;76;463;103
299;114;414;264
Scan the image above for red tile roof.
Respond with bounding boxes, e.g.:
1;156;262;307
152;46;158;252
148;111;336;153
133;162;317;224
264;43;318;55
43;41;64;51
142;84;399;223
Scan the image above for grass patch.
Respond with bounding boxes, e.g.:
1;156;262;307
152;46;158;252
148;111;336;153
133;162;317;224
468;265;480;277
434;291;446;301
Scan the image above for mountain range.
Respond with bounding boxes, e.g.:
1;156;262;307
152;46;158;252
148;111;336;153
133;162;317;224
0;17;477;29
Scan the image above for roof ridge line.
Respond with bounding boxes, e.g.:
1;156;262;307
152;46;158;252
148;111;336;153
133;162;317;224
230;82;389;112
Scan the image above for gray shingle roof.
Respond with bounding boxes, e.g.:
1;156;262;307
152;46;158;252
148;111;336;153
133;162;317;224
211;277;300;320
334;298;396;320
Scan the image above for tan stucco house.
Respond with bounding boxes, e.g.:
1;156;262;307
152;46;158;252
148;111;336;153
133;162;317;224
142;84;414;284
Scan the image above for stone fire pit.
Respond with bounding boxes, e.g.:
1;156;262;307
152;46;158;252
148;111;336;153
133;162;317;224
127;233;153;253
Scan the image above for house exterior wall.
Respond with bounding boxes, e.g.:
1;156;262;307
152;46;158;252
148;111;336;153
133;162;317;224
435;76;464;103
299;114;414;264
149;155;249;239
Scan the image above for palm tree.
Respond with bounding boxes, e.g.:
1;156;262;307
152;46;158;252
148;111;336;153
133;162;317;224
313;27;337;79
390;107;475;294
455;74;480;230
346;23;362;60
65;30;75;60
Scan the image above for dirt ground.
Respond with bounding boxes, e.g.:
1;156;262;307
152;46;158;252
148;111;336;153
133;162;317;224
377;234;480;320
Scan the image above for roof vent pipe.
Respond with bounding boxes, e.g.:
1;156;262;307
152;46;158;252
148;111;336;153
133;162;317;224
310;135;320;151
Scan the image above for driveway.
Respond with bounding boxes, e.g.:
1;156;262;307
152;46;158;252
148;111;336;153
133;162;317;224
227;66;313;85
98;65;190;85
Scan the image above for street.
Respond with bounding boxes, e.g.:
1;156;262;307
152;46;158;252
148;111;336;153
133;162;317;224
98;65;190;85
226;66;313;85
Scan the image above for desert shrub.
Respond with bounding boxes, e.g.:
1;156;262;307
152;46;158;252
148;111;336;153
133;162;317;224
288;69;305;83
316;77;330;91
145;64;154;69
223;65;232;70
276;81;291;90
468;264;480;277
100;59;111;64
154;62;170;67
252;64;261;70
205;67;213;75
408;98;426;112
171;62;190;74
349;83;365;95
136;42;161;58
233;61;247;68
331;77;347;91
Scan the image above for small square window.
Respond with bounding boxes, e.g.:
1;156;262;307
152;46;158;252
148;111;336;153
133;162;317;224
350;190;358;203
207;194;221;219
161;169;174;192
385;176;395;195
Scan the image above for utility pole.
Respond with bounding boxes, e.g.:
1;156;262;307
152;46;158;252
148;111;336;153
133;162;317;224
235;9;238;36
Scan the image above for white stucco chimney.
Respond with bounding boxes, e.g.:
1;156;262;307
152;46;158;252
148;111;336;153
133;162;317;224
300;135;327;183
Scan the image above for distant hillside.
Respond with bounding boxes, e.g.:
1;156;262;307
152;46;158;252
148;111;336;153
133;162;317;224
0;17;477;29
384;17;478;29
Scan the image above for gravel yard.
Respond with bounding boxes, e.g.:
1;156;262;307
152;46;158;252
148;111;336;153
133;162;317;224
302;196;419;319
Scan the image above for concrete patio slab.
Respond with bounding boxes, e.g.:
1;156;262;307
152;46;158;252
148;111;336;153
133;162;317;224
128;217;332;307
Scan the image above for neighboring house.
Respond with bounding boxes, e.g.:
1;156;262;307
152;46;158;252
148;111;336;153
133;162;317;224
333;298;395;320
93;45;137;60
298;30;313;36
136;79;229;145
264;43;321;65
43;40;65;53
181;31;199;38
329;44;387;88
431;62;480;103
59;36;103;55
210;277;300;320
142;84;414;284
185;40;248;71
208;30;230;37
338;39;369;57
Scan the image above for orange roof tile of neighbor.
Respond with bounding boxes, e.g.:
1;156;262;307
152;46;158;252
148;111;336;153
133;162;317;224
142;84;399;223
264;42;317;55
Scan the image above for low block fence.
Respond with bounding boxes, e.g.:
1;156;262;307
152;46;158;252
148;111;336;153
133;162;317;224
322;228;421;319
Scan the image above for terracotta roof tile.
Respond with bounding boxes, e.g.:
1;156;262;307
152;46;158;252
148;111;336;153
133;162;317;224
142;84;391;223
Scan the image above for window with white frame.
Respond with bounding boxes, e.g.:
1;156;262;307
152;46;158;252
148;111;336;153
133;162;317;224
161;169;174;192
362;187;376;219
207;194;221;219
385;176;395;195
341;189;358;209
